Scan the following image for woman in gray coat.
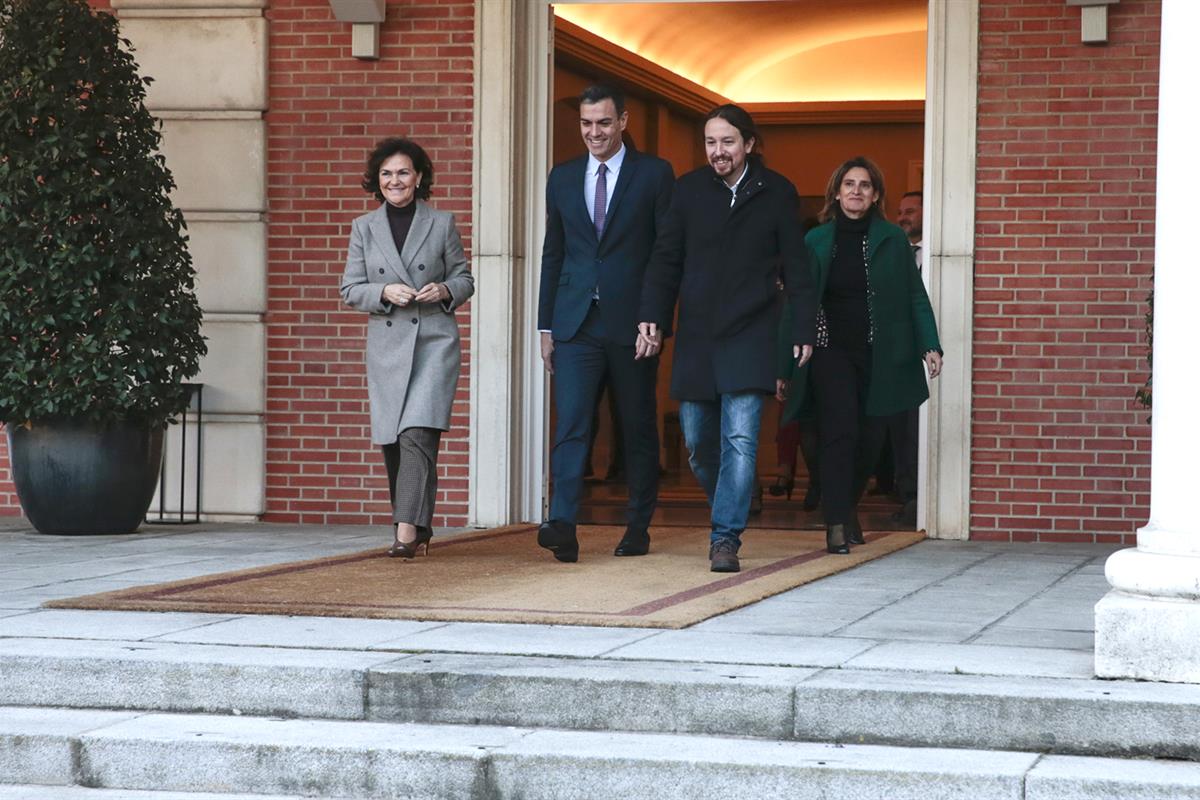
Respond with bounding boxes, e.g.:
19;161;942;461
340;138;475;558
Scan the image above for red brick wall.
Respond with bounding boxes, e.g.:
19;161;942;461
971;0;1158;543
264;0;475;525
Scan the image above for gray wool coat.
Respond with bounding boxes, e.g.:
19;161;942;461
340;201;475;445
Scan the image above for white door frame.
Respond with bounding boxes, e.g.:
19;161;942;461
469;0;978;539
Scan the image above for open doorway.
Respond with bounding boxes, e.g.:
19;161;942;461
547;0;929;531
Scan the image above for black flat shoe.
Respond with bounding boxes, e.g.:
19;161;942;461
538;520;579;563
825;524;850;555
614;528;650;557
768;475;794;499
846;515;865;546
749;485;764;516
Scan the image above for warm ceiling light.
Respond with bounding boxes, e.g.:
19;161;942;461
554;1;927;103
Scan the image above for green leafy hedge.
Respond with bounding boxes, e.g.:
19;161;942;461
0;0;205;426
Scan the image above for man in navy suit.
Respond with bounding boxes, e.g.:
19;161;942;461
536;84;675;563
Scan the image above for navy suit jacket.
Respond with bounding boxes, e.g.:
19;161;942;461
538;147;675;344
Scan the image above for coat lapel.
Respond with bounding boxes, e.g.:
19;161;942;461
400;201;434;271
569;157;596;243
367;205;409;281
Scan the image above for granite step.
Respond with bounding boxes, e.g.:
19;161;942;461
5;706;1200;800
0;788;307;800
3;637;1200;761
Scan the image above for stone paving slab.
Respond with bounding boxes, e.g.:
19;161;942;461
844;641;1096;679
603;629;879;667
1027;755;1200;799
792;668;1200;759
77;713;526;799
149;614;446;649
0;609;237;640
0;637;409;719
3;707;1042;800
382;620;661;658
0;707;138;786
490;728;1039;800
968;626;1095;651
367;652;811;738
0;788;307;800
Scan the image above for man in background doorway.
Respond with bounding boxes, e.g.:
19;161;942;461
890;189;924;524
536;84;675;563
637;104;815;574
897;190;923;271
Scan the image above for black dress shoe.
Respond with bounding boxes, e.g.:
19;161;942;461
825;524;850;555
613;528;650;557
802;483;821;511
846;515;865;546
537;520;579;563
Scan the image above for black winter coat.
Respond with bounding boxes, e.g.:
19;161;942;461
638;160;817;401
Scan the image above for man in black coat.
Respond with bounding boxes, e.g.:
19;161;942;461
537;84;675;563
637;104;816;573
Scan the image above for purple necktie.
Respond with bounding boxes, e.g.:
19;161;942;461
593;162;607;238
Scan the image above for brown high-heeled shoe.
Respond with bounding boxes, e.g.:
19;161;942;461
388;527;433;559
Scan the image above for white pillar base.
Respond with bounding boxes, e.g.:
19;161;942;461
1095;548;1200;683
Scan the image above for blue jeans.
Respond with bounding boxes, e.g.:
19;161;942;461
679;392;764;548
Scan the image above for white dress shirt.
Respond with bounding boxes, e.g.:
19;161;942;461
585;144;626;224
725;163;749;207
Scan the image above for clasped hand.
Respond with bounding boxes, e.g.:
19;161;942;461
383;282;447;307
635;322;663;360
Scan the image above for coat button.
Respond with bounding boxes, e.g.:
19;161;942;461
378;268;384;274
386;320;392;327
418;264;425;271
411;318;418;325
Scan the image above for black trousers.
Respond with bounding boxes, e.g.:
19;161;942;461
887;407;919;501
811;344;889;526
549;303;659;529
381;427;442;529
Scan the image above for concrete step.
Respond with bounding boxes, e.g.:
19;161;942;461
5;706;1200;799
0;787;305;799
3;637;1200;760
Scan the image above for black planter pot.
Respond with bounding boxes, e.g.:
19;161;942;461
7;419;164;535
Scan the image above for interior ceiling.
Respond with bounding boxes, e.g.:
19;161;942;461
553;1;928;103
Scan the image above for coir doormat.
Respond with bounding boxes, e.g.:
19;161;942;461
47;525;925;629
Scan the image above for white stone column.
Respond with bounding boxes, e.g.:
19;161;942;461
1094;0;1200;683
112;0;268;521
469;0;551;526
921;0;978;539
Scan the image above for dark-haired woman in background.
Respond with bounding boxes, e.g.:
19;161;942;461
340;138;474;559
795;156;941;554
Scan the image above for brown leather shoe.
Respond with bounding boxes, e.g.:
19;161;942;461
709;539;740;573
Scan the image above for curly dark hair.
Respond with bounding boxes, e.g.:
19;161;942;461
361;137;434;203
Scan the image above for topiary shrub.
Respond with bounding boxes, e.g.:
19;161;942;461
0;0;206;428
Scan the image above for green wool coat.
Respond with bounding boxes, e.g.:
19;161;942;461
780;213;942;422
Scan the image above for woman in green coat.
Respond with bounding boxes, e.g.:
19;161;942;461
780;156;942;554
